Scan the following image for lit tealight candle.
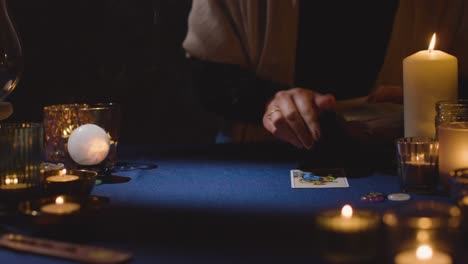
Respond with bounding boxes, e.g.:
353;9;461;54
316;205;381;263
0;175;28;190
395;244;452;264
67;124;110;166
403;33;458;137
40;196;80;215
46;169;79;183
319;204;379;232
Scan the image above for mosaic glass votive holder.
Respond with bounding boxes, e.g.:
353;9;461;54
0;123;44;205
383;201;461;264
395;137;439;194
43;103;121;169
315;204;381;263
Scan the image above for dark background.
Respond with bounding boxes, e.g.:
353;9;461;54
5;0;221;145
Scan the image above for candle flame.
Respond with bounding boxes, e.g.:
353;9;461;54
416;245;433;260
4;175;18;185
462;196;468;206
55;196;64;205
428;33;436;52
61;169;67;176
341;204;353;218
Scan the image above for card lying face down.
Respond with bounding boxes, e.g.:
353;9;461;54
290;168;349;188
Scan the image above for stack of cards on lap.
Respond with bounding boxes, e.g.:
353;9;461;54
290;168;349;188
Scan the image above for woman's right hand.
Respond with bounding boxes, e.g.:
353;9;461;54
262;88;336;149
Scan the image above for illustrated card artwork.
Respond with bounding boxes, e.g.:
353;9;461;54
290;168;349;188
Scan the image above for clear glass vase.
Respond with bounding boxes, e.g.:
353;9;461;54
0;0;23;101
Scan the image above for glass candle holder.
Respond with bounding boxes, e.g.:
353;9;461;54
42;168;98;197
383;201;461;264
315;204;381;263
43;103;121;169
438;122;468;193
435;99;468;139
395;137;439;194
0;123;44;205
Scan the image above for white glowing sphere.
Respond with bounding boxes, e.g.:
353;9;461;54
67;124;110;165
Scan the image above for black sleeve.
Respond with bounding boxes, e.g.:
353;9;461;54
187;57;289;124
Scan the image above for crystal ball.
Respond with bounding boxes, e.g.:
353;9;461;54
68;124;110;165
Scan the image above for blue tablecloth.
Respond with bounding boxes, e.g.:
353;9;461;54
0;144;461;263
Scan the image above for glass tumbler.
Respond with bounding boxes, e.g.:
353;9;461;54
0;123;44;205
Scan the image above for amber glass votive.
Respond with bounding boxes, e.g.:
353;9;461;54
383;201;460;264
315;204;381;263
395;137;439;194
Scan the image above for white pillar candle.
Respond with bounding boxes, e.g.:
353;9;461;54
40;196;80;215
403;33;458;137
67;124;110;166
438;122;468;190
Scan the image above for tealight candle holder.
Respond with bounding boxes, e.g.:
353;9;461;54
42;169;98;197
43;103;121;169
315;204;381;263
383;201;461;264
18;195;109;227
0;123;44;207
395;137;439;194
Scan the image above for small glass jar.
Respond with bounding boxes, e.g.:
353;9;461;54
435;99;468;138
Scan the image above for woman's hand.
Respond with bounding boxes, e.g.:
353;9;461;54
262;88;335;149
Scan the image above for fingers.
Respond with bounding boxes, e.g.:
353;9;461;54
264;89;328;149
293;93;321;143
276;92;316;149
315;93;336;110
264;107;303;148
263;89;337;149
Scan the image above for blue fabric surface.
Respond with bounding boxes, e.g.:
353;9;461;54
0;144;460;264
